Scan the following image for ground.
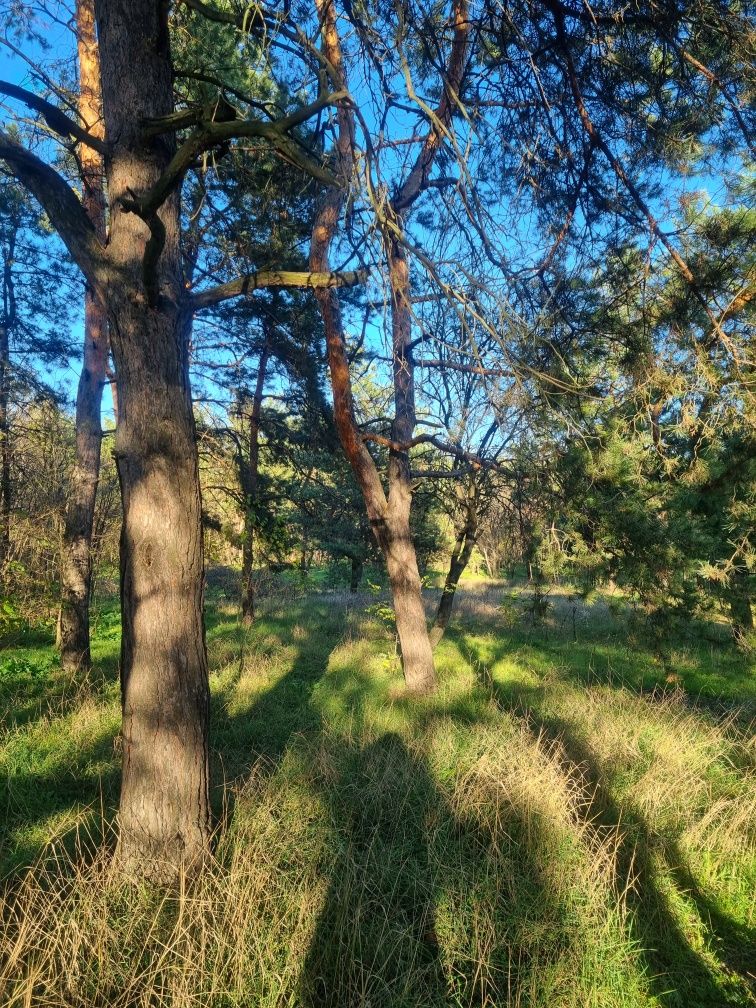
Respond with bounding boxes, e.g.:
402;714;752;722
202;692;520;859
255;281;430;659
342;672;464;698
0;578;754;1007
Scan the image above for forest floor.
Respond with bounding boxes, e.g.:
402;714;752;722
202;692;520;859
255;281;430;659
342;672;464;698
0;576;754;1007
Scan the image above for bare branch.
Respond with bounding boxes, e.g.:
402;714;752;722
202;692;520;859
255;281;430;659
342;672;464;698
0;130;106;290
191;269;367;311
0;80;107;154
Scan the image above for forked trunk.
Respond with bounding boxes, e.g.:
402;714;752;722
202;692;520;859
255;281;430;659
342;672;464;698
59;0;110;673
307;0;475;692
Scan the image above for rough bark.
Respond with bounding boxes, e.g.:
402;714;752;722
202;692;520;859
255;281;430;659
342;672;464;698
240;340;269;624
382;238;437;688
309;0;469;692
58;0;110;672
94;0;210;878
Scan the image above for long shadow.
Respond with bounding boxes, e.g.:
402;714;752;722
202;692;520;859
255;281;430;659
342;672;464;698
299;728;574;1008
300;733;449;1008
450;592;756;706
209;601;343;827
0;730;120;878
471;658;756;1007
0;599;341;878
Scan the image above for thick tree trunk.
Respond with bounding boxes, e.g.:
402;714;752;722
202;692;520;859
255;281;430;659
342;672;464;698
113;300;210;878
59;0;110;673
95;0;211;878
240;341;269;624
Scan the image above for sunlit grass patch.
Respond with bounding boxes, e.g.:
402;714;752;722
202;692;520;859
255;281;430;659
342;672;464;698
0;585;754;1006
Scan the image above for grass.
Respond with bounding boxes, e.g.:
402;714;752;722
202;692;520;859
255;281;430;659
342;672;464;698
0;580;754;1006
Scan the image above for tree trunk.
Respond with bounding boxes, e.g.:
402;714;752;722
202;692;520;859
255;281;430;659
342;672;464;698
349;554;363;593
95;0;210;878
430;536;475;646
382;238;437;690
430;479;478;645
307;0;464;692
59;0;110;673
240;340;269;624
730;570;753;644
0;321;10;574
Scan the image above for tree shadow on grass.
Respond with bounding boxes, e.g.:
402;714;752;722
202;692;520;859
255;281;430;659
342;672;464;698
0;599;342;879
298;728;576;1008
469;656;755;1007
0;730;120;878
209;602;344;828
300;733;449;1008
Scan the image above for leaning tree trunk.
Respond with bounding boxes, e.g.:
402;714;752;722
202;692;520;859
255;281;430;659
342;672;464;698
95;0;210;877
430;479;479;645
59;0;110;673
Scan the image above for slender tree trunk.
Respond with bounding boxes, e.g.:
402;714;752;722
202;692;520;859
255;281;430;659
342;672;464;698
0;319;10;573
58;0;110;673
384;237;436;688
430;480;479;646
349;554;363;593
95;0;210;878
307;0;476;692
730;570;753;644
241;340;269;624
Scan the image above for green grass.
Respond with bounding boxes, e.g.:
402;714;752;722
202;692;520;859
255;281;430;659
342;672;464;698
0;583;754;1007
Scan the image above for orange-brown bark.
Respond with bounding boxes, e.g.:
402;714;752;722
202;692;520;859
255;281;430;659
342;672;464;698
58;0;113;673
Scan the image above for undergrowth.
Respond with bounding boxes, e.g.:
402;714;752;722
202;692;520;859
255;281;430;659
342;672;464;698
0;584;753;1006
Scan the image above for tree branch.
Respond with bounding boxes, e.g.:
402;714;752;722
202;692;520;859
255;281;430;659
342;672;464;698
0;130;106;289
191;269;367;311
0;80;108;154
121;91;345;223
